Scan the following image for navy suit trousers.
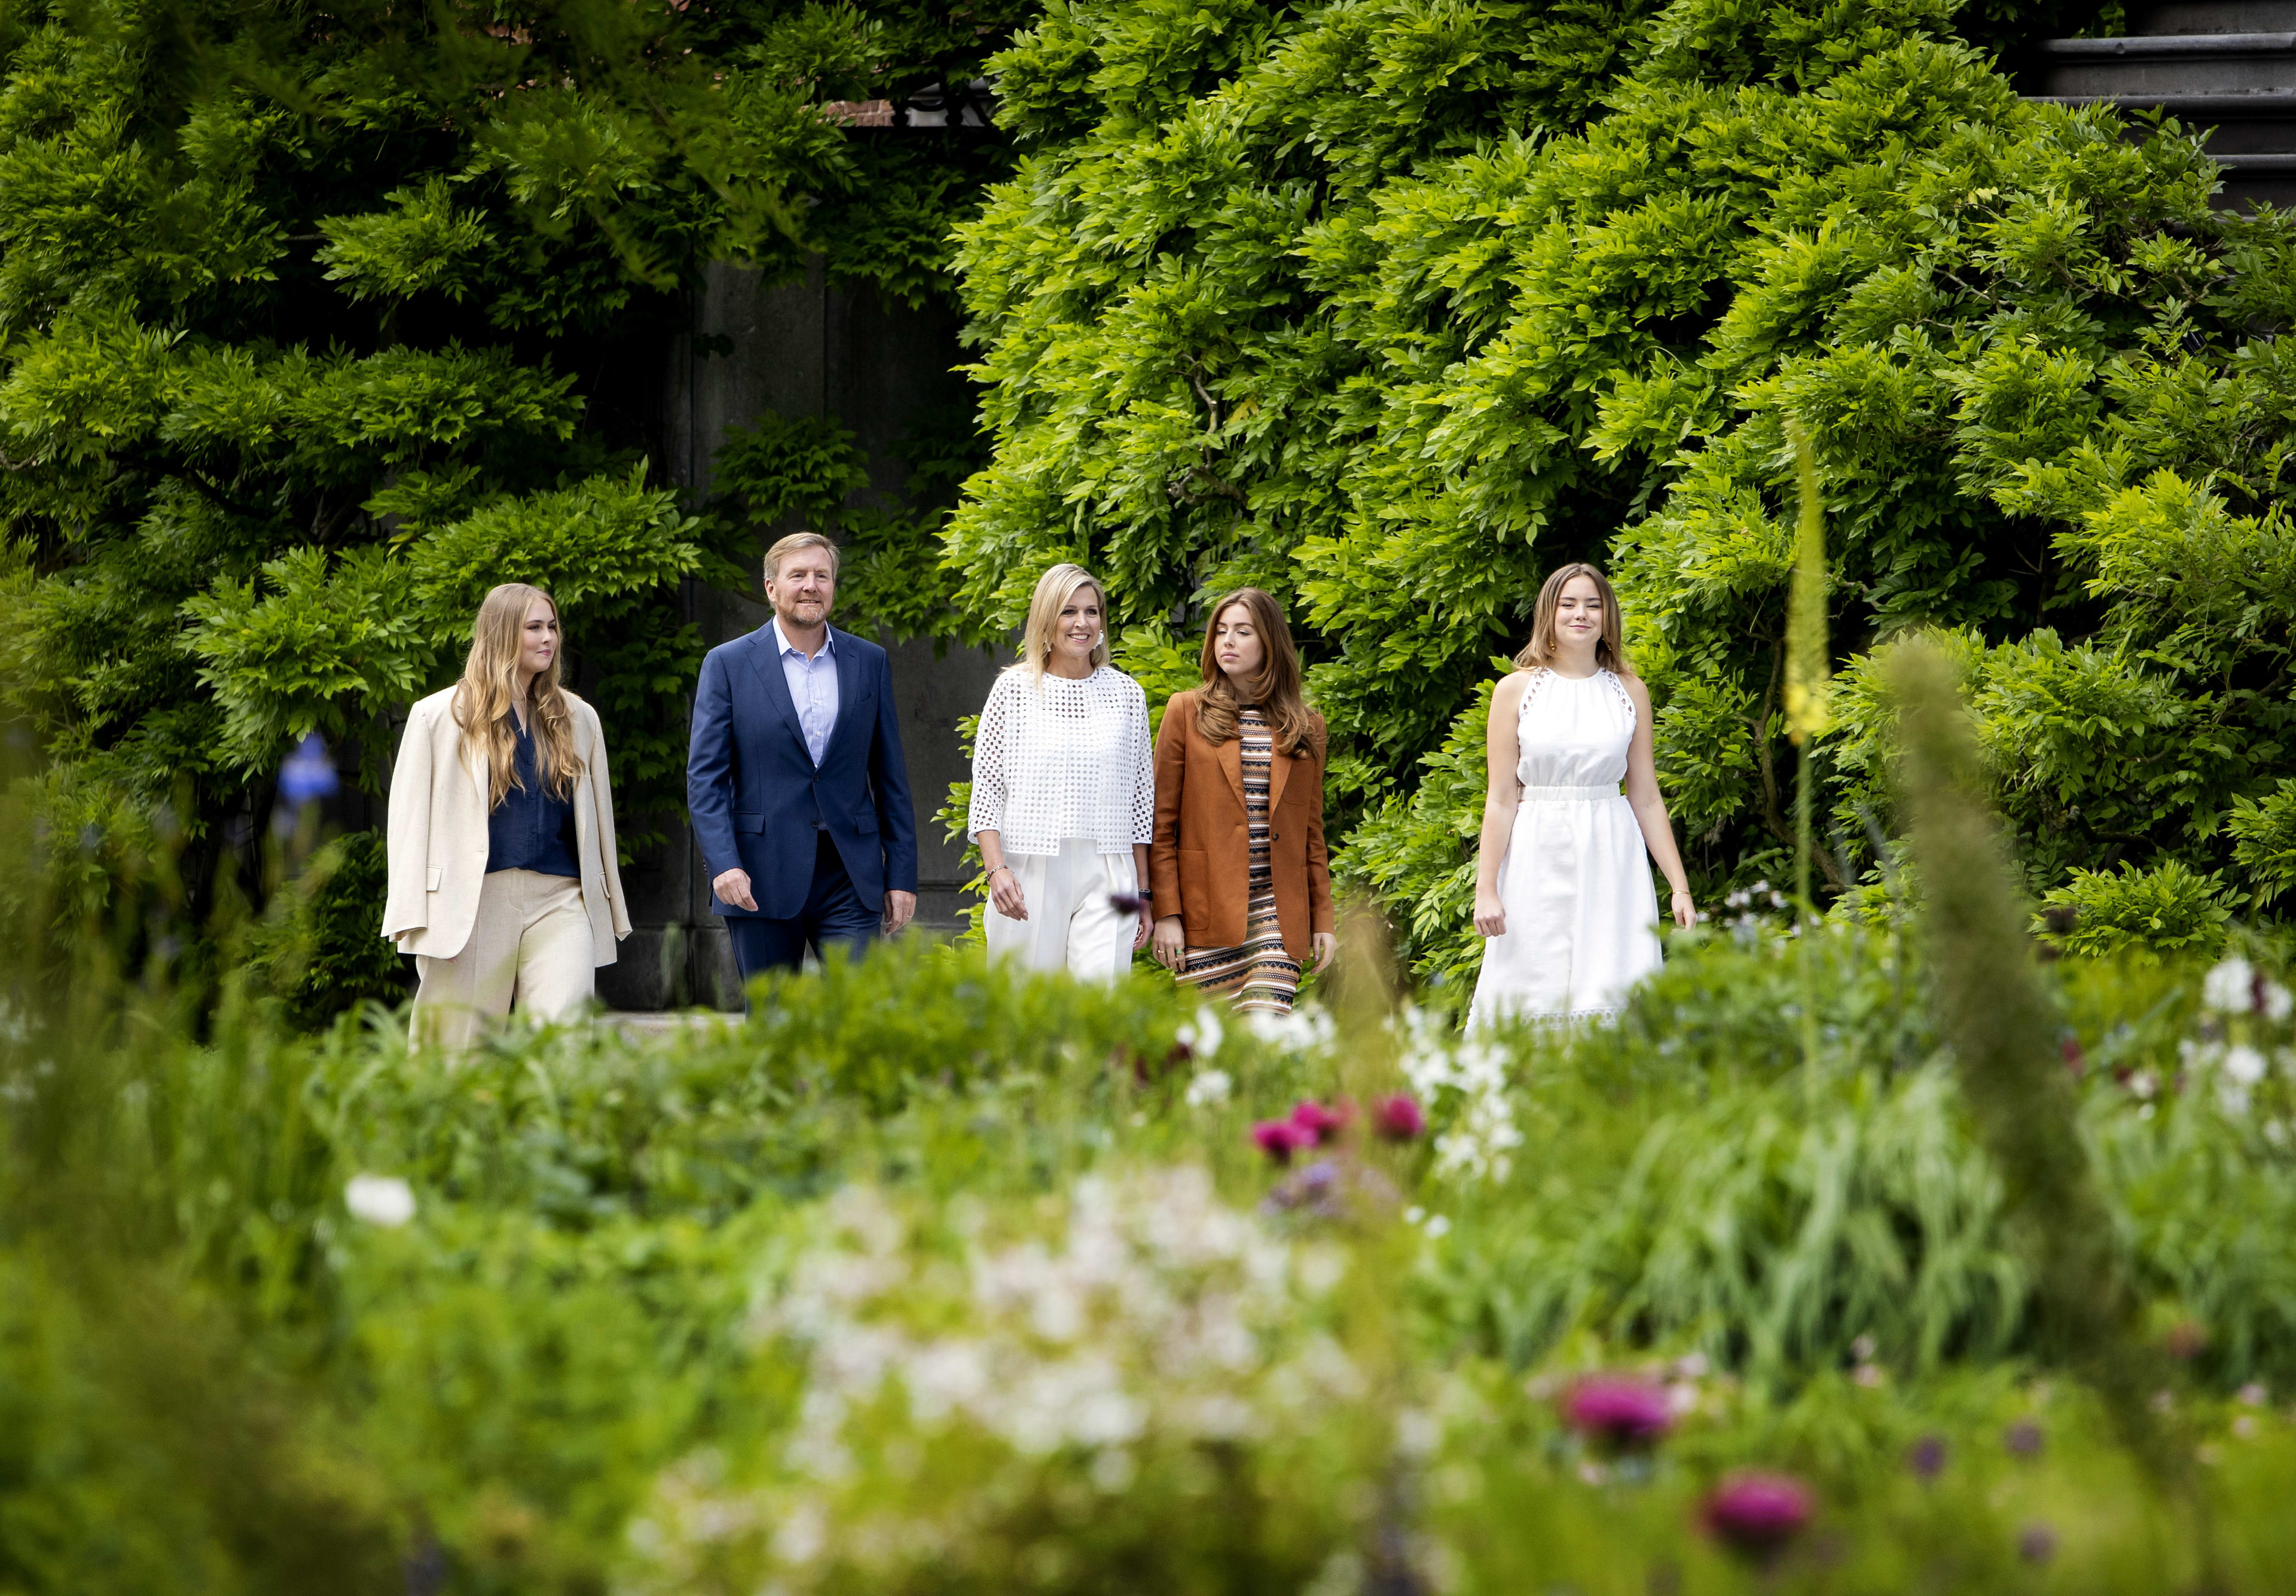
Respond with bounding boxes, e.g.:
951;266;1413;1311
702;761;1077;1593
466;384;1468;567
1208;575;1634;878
725;832;879;989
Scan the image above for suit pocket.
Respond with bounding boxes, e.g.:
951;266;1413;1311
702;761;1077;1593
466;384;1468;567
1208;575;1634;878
734;812;765;834
426;866;442;892
1177;848;1210;938
853;810;878;835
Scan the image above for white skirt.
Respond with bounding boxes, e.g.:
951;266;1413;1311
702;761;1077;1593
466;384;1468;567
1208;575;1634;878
1467;789;1661;1029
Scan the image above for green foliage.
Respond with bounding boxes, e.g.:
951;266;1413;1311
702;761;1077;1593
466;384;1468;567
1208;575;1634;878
710;404;997;645
0;0;1032;1012
948;0;2296;982
242;831;410;1030
23;904;2296;1589
2039;859;2234;960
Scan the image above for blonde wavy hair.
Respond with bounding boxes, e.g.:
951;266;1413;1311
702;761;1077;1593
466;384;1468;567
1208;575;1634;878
452;583;582;808
1195;587;1321;759
1016;563;1111;683
1513;563;1634;676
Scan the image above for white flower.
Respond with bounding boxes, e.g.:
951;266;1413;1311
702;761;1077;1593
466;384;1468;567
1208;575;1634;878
2266;982;2294;1021
2219;1078;2252;1116
343;1173;416;1227
1176;1004;1225;1060
2225;1045;2268;1086
1244;1005;1333;1054
772;1500;828;1565
1183;1068;1232;1107
2204;956;2257;1014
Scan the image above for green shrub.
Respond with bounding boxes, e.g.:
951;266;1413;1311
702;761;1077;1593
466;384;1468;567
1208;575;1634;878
243;831;411;1029
0;0;1030;978
2038;859;2234;960
945;0;2296;985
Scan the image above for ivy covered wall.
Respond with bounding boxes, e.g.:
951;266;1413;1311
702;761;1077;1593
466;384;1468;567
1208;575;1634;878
944;0;2296;985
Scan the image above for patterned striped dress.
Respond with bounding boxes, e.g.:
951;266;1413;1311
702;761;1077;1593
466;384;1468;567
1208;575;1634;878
1180;709;1300;1013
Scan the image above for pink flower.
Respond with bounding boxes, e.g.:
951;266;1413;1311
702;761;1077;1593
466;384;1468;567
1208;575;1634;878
1288;1100;1348;1146
1701;1472;1813;1557
1374;1094;1425;1141
1251;1120;1314;1163
1562;1377;1673;1449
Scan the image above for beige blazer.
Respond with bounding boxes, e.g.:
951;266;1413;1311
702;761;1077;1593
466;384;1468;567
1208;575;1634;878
381;686;632;963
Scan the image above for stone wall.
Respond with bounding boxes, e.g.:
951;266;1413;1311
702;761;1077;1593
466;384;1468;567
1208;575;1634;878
597;258;1004;1011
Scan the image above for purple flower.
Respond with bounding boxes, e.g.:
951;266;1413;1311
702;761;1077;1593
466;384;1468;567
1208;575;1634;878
1289;1100;1348;1146
2017;1523;2057;1564
2004;1418;2044;1457
1563;1377;1674;1449
277;733;339;806
1251;1120;1313;1164
1907;1435;1947;1481
1701;1472;1813;1558
1373;1094;1426;1142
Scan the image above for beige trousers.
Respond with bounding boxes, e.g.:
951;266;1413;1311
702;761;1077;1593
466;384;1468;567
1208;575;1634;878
411;869;594;1050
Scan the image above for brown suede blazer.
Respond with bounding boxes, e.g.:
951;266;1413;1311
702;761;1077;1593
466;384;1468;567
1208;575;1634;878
1150;688;1334;960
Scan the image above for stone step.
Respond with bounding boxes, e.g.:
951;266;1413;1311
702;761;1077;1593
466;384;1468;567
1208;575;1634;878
2129;1;2296;34
2037;33;2296;94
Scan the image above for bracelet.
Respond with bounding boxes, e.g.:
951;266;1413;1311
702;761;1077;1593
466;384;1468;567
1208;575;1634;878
987;865;1012;880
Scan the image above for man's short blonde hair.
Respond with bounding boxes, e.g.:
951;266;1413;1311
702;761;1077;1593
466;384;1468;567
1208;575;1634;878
764;531;841;584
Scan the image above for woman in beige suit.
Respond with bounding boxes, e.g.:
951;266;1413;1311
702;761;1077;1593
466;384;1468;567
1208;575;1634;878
383;582;630;1047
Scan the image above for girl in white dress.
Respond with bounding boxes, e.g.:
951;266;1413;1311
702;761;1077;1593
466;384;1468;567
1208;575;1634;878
969;563;1156;979
1468;563;1693;1028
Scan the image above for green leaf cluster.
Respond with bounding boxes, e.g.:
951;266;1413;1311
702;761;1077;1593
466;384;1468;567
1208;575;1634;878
0;0;1032;1000
947;0;2295;978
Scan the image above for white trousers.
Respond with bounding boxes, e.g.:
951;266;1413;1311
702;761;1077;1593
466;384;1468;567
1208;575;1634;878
412;869;594;1049
985;840;1137;981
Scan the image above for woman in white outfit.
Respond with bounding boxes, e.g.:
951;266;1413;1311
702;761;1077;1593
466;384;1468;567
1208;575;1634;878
383;582;630;1048
968;563;1155;978
1468;563;1692;1029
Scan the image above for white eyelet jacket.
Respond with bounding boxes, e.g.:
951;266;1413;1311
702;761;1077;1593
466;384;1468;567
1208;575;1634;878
966;665;1155;857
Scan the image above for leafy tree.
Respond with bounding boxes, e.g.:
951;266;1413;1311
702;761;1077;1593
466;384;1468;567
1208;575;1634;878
946;0;2296;985
0;0;1025;986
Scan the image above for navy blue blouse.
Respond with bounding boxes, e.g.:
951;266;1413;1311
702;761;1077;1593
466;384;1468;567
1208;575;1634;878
487;717;579;878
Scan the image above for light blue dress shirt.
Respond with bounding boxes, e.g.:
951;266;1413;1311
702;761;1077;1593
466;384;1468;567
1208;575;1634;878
773;616;840;767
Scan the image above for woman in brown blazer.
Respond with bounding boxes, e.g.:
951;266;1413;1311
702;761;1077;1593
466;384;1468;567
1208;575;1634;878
1150;588;1336;1012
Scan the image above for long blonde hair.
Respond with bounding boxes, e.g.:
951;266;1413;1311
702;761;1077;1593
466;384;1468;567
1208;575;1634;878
1513;563;1633;676
1016;563;1111;683
451;583;582;808
1195;587;1321;758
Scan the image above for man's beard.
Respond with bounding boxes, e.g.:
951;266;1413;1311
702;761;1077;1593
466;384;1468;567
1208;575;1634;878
776;595;831;627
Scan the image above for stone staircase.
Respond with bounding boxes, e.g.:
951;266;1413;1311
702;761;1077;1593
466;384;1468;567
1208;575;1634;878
2023;1;2296;208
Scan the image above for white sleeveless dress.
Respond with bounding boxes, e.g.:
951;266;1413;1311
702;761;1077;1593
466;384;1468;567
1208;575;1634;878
1467;669;1663;1029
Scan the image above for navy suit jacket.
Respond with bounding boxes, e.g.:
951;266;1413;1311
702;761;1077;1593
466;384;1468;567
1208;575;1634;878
687;623;919;920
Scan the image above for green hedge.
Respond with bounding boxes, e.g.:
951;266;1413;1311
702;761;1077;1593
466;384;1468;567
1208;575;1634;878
944;0;2296;981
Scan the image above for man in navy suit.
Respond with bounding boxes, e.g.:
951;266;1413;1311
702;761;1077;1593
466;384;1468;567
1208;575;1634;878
688;531;918;984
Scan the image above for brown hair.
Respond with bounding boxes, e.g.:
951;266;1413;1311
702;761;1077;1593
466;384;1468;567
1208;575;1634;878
1513;563;1633;676
451;583;582;808
1194;588;1321;758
